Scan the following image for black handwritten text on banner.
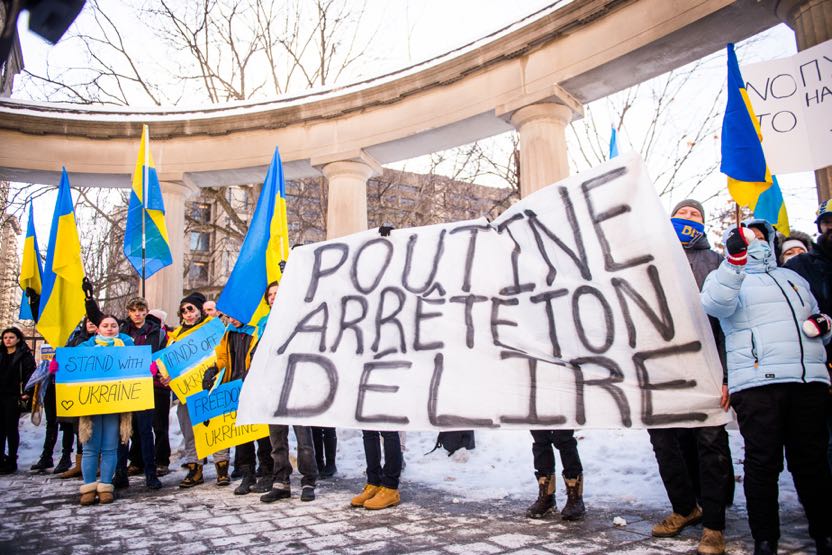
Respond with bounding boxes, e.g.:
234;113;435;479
238;155;729;430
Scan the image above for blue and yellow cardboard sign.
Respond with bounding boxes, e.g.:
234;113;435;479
55;345;154;417
154;318;225;403
187;379;268;459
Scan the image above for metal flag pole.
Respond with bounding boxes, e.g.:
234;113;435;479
141;124;148;298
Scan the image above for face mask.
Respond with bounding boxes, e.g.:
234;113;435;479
671;218;704;245
747;239;771;261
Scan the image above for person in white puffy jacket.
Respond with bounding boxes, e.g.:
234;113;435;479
701;218;832;555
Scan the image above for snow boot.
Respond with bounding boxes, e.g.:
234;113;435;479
652;506;703;537
112;467;129;490
97;482;115;504
320;434;337;478
815;536;832;555
300;485;316;502
216;461;231;486
251;474;275;494
145;469;162;490
30;454;54;472
363;486;400;510
234;465;256;495
753;540;777;555
79;482;98;506
351;484;381;507
560;474;586;521
526;475;556;519
230;465;242;479
697;528;725;555
179;463;204;488
59;455;83;479
0;456;17;475
53;452;72;474
260;483;291;503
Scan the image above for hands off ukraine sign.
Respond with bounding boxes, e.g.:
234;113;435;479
55;346;154;417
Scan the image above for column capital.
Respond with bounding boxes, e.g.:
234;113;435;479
173;178;206;200
509;103;576;130
496;83;584;124
311;149;383;177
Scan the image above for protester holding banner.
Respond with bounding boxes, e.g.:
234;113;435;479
202;317;259;495
163;292;231;489
702;218;832;555
0;327;36;475
648;200;733;555
785;201;832;472
50;316;136;505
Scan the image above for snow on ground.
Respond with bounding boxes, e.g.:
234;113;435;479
14;409;800;511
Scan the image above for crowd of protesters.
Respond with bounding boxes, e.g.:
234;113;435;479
1;200;830;555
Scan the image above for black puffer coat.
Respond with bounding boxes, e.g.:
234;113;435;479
785;242;832;365
0;344;36;397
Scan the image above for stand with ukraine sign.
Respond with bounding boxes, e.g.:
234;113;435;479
54;346;154;417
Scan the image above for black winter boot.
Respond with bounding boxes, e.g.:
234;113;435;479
234;465;256;495
112;467;130;489
815;536;832;555
251;473;275;494
320;433;337;478
753;540;777;555
215;461;230;486
561;474;586;521
53;452;72;474
526;475;556;518
30;454;54;472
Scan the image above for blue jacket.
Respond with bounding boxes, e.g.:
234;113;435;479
701;219;831;394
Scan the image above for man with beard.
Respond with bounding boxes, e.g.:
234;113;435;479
786;200;832;471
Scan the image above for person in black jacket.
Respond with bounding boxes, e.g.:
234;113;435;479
0;326;36;474
647;200;734;555
84;284;168;490
785;200;832;472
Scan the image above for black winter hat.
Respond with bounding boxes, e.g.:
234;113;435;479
671;199;707;223
179;292;206;313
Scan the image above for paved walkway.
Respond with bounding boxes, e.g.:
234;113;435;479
0;467;817;554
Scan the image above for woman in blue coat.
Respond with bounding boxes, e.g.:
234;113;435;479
701;219;832;555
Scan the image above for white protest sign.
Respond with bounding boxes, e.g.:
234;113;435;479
238;154;729;431
742;39;832;174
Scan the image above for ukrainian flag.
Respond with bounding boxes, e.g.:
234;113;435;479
217;147;289;326
609;127;619;159
18;202;43;321
123;125;172;278
720;43;789;235
37;169;87;348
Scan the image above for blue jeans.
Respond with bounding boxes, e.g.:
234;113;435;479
82;413;121;485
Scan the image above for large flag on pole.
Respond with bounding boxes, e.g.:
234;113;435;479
37;169;86;347
217;147;289;326
123;125;172;279
18;203;43;321
720;43;789;235
609;127;620;159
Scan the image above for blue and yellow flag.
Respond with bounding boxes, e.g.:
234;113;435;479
609;127;620;159
18;203;44;321
217;147;289;326
720;43;789;235
37;169;86;348
123;125;172;279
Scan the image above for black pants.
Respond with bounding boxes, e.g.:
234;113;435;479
152;388;171;467
236;436;272;470
270;425;317;487
312;426;336;466
530;429;583;480
0;395;20;460
732;383;832;541
42;382;74;458
362;430;402;489
648;426;731;531
119;408;155;478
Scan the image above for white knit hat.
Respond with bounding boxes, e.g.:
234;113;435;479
780;239;807;256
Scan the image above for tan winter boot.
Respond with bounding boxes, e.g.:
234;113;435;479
60;454;83;479
215;461;230;486
351;484;381;507
79;482;98;506
561;474;586;521
697;528;726;555
363;486;400;510
97;483;115;504
652;506;703;537
526;475;556;518
178;463;204;488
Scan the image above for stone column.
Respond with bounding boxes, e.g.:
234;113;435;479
776;0;832;202
145;180;196;324
320;155;381;239
510;103;575;198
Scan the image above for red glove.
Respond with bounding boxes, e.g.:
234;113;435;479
49;359;58;374
725;227;754;266
803;313;832;338
150;361;159;377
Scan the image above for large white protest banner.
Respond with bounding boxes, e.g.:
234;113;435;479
742;39;832;174
238;154;730;431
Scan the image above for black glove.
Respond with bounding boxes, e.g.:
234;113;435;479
81;277;95;300
278;260;286;272
725;227;751;266
202;367;218;391
803;314;832;338
379;225;394;237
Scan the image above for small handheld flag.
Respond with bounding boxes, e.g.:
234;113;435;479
123;125;173;290
609;127;620;159
217;147;289;326
37;169;86;347
18;203;43;321
720;43;789;235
